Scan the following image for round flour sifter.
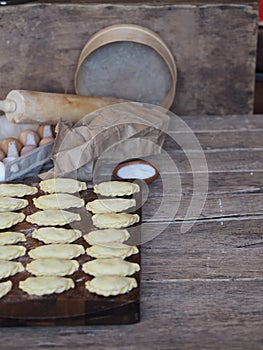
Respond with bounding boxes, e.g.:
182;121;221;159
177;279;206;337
0;90;123;125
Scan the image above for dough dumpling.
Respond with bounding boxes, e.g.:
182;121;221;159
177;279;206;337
0;197;28;212
0;183;37;197
0;260;24;279
26;210;81;226
19;276;74;296
0;212;25;229
94;181;140;197
26;259;79;276
83;228;130;245
0;245;26;260
33;193;84;210
86;242;138;259
83;258;140;277
86;198;136;214
92;213;140;229
0;231;26;245
0;281;12;299
32;227;82;244
39;178;87;194
85;276;137;296
29;244;85;259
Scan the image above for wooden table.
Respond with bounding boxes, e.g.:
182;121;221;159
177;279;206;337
1;113;263;349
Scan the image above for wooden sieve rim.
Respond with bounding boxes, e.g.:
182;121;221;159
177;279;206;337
74;24;177;110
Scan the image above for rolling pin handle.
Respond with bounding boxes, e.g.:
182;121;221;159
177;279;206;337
0;99;16;113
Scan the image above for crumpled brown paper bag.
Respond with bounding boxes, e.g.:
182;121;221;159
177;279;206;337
40;102;170;181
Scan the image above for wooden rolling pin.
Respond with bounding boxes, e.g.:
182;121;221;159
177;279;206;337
0;90;123;125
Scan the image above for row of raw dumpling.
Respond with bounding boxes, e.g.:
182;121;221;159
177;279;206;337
0;183;37;299
18;179;87;296
84;182;140;297
84;229;140;297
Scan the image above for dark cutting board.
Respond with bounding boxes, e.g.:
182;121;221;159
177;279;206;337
0;182;141;326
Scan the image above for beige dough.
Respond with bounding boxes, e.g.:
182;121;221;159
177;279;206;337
86;242;138;259
0;245;26;260
26;259;79;276
0;260;24;279
29;244;85;259
0;212;25;229
86;198;136;214
92;213;140;229
0;183;38;197
39;178;87;194
19;276;74;296
85;276;137;296
0;197;28;212
94;181;140;197
0;231;26;245
33;193;84;210
83;228;130;245
83;258;140;277
0;281;12;299
32;227;82;244
26;209;81;226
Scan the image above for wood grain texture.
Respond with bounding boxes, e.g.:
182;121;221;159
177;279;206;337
141;218;263;280
0;2;258;115
1;280;263;349
36;0;258;4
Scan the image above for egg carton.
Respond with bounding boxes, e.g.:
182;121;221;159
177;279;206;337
0;141;53;181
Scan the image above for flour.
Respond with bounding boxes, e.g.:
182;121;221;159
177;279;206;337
117;163;156;180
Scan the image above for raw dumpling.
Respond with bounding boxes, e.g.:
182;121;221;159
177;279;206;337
0;261;24;279
83;258;140;277
83;228;130;245
0;212;25;229
0;197;28;212
29;244;85;259
26;210;81;226
86;198;136;214
0;231;26;245
26;259;79;276
39;178;87;194
85;276;137;296
19;276;74;296
94;181;140;197
86;242;138;259
32;227;82;244
0;245;26;260
33;193;84;210
0;260;24;279
0;281;12;299
0;183;37;197
92;213;140;229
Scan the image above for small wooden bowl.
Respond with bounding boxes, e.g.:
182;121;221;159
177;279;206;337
112;159;159;184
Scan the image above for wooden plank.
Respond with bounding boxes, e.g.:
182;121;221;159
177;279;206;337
142;192;263;221
41;0;258;4
141;218;263;280
149;171;262;195
0;2;257;115
169;114;263;131
97;149;263;175
1;279;263;349
165;130;263;150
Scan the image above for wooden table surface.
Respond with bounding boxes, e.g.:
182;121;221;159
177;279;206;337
1;113;263;349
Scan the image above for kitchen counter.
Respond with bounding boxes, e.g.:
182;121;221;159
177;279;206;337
1;113;263;349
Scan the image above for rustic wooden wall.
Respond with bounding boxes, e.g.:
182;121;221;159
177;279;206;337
0;0;258;116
